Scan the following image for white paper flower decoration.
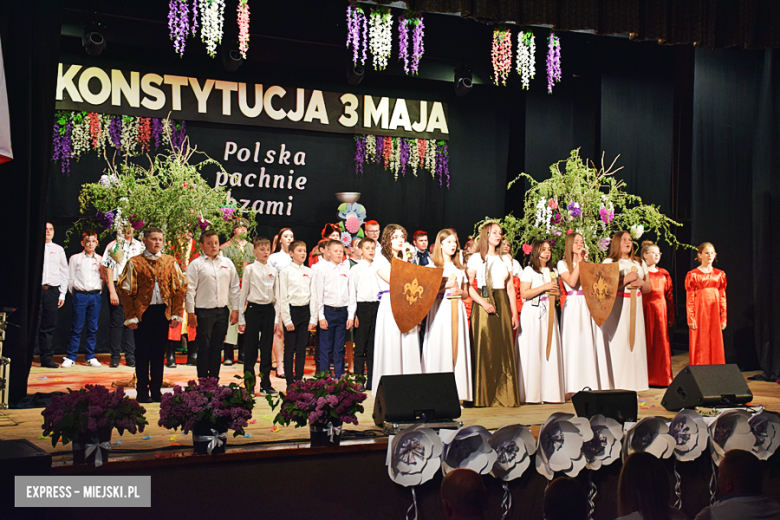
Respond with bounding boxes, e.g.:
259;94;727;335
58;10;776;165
624;417;676;460
535;412;593;480
748;411;780;460
387;425;443;487
669;410;709;462
440;426;497;476
583;414;623;471
708;410;754;465
489;425;537;481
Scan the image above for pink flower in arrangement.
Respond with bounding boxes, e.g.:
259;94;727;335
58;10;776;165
548;199;558;210
567;229;573;235
522;244;533;255
551;213;562;224
345;213;361;234
599;207;614;224
220;207;235;221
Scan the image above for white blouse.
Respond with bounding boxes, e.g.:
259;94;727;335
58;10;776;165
467;254;511;289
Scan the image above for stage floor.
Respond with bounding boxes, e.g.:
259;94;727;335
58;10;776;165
2;352;778;466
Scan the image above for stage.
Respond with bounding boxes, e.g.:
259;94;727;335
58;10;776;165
3;352;779;466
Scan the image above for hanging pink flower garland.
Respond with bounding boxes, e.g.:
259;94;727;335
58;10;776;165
237;0;250;59
546;32;562;94
355;135;450;186
491;26;512;86
346;5;368;65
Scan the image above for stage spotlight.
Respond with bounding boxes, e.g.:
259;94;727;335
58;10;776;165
222;49;244;72
346;63;365;85
453;67;472;97
82;25;106;56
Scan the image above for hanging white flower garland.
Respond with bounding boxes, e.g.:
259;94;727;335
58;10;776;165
199;0;225;58
369;7;393;71
516;31;536;90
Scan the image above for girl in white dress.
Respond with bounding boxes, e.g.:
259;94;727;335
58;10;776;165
371;224;422;392
517;240;565;403
596;231;651;391
268;228;294;379
557;233;602;394
422;230;473;401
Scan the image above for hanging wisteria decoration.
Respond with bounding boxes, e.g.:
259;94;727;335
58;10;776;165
346;5;368;65
199;0;226;58
237;0;250;58
516;31;536;90
398;13;425;75
51;111;187;174
168;0;191;57
491;26;513;86
546;32;562;94
369;7;393;71
355;135;450;186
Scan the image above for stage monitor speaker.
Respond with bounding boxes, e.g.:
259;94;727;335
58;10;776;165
662;364;752;411
571;390;638;423
373;373;461;427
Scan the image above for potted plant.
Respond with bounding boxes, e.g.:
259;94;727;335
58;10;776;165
267;373;368;447
41;385;148;466
158;377;254;455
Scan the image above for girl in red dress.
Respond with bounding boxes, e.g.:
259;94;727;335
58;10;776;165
685;242;727;365
641;241;675;386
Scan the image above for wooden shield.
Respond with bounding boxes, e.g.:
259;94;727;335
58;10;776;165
390;257;444;334
579;262;620;327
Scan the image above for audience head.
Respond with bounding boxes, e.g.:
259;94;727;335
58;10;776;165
718;449;763;498
359;237;376;262
381;224;407;261
321;223;340;241
618;452;672;520
199;230;220;258
696;241;717;266
143;227;165;254
45;222;55;243
252;236;271;263
543;477;588;520
477;222;502;260
608;230;638;262
529;240;552;272
364;220;380;241
274;228;294;253
413;230;429;252
432;229;463;269
289;240;307;265
326;239;344;264
440;469;485;520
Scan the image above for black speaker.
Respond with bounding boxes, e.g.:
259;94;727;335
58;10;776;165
662;364;753;411
571;390;638;423
373;373;461;426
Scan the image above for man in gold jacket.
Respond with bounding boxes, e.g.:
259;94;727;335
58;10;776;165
118;227;188;403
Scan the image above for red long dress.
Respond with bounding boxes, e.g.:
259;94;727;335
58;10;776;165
643;268;675;386
685;268;727;365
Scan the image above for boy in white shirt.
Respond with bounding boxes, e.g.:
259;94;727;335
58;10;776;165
64;233;103;367
348;238;380;389
316;240;352;378
279;240;317;386
239;237;281;395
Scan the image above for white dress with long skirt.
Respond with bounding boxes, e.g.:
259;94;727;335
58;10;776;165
557;260;602;393
422;262;473;401
516;266;565;403
595;258;649;392
371;254;422;391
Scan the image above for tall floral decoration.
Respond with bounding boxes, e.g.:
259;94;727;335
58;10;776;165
355;135;450;186
398;13;425;75
237;0;250;59
369;6;393;71
199;0;225;58
546;32;562;94
168;0;191;57
491;26;512;86
346;4;368;66
516;31;536;90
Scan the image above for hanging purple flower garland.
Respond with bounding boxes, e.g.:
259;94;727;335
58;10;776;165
398;13;425;75
168;0;191;57
109;116;122;149
354;134;450;187
52;118;73;175
346;5;368;65
152;117;164;148
546;32;562;94
398;15;410;74
411;16;424;75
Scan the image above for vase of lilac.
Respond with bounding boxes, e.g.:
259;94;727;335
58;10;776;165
158;377;254;455
266;372;367;448
41;385;148;467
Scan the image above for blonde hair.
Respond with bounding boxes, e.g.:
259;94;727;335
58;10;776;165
477;222;501;261
432;229;464;269
640;240;659;258
563;233;583;273
695;242;716;263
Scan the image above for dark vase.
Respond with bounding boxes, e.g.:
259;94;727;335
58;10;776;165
192;423;228;455
309;419;343;447
72;426;113;466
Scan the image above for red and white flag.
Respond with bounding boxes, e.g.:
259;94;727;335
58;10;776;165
0;38;12;164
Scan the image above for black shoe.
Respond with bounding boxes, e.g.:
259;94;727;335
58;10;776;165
166;342;177;368
40;358;59;369
109;358;120;368
261;387;278;396
151;395;162;403
184;337;197;366
126;358;136;367
136;395;152;404
223;359;233;366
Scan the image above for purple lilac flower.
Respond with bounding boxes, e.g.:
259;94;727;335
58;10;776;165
109;116;122;149
598;238;611;251
399;138;409;175
398;16;410;74
435;142;450;188
546;32;561;94
411;16;425;74
220;207;235;221
190;0;199;36
152;118;163;148
129;215;145;230
96;210;114;230
375;136;384;164
599;207;614;224
552;213;562;224
197;217;210;231
52;121;73;174
568;202;581;218
168;0;190;57
354;135;366;174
